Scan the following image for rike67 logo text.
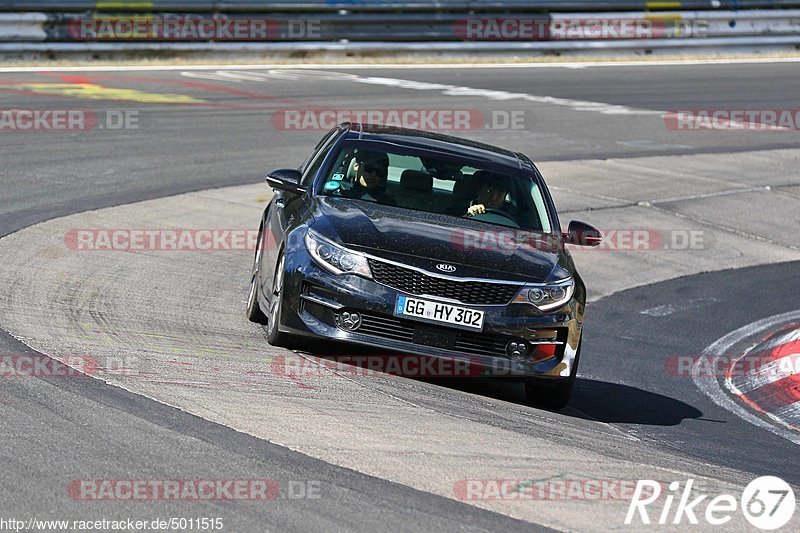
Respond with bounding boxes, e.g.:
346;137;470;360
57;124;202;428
626;477;795;530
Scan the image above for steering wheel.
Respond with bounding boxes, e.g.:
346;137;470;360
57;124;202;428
482;208;511;217
464;207;508;218
466;208;520;228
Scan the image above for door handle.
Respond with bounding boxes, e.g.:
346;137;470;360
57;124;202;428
275;198;286;208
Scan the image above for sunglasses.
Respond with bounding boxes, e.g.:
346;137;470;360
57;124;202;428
360;162;386;176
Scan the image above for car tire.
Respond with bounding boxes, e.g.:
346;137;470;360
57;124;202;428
246;228;269;325
524;342;581;410
266;253;289;347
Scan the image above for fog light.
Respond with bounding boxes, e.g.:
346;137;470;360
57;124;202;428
335;310;362;331
506;340;530;361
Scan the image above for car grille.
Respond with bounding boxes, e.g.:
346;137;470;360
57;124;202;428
368;259;519;305
359;313;511;358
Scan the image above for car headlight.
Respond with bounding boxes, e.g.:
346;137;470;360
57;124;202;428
305;230;372;278
512;278;575;312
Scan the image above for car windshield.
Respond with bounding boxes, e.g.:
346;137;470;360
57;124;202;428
317;140;552;232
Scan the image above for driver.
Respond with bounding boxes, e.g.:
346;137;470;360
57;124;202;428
343;150;395;205
465;173;512;218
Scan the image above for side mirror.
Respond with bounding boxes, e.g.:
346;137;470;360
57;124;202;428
565;220;602;247
266;168;306;195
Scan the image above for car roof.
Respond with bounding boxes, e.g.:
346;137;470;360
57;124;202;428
339;123;537;173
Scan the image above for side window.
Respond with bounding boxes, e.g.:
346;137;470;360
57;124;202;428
529;181;551;232
300;131;338;187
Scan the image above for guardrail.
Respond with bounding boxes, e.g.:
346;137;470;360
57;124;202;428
3;1;800;12
0;13;47;42
1;4;799;54
17;11;800;42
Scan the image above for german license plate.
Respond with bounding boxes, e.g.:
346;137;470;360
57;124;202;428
394;295;484;331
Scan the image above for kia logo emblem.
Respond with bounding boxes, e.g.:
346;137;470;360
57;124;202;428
436;263;457;273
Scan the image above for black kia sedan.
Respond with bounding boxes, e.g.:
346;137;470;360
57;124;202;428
247;123;601;408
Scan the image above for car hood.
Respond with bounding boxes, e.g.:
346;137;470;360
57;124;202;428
309;197;569;283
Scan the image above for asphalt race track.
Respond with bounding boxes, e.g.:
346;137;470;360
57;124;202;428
1;60;799;531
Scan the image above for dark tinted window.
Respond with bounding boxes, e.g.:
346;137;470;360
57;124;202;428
318;140;551;231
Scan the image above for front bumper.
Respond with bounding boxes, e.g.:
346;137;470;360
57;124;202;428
279;248;583;379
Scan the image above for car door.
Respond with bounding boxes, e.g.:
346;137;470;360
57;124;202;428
260;128;341;297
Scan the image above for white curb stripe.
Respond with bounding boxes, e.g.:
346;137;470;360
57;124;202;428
729;354;800;395
693;309;800;445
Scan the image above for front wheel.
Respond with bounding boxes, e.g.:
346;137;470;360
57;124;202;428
524;342;581;410
266;253;289;347
246;229;268;324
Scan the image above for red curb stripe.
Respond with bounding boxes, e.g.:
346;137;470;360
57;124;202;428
728;334;800;385
738;372;800;413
